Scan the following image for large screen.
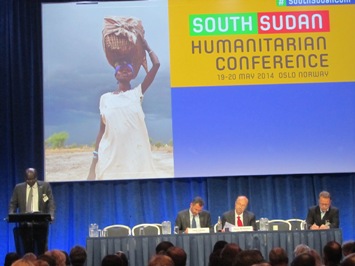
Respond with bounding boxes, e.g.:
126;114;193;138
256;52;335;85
42;0;355;182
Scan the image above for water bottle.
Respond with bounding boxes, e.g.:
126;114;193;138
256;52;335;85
259;218;269;231
89;223;99;237
162;221;171;235
217;216;222;232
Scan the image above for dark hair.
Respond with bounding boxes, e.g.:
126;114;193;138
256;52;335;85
166;246;187;266
116;251;128;266
341;253;355;266
342;241;355;257
191;196;205;206
156;241;174;254
101;254;123;266
69;245;87;266
269;247;289;266
319;191;331;199
220;243;242;266
291;253;316;266
323;241;342;266
37;254;56;266
213;240;228;253
233;249;264;266
4;252;20;266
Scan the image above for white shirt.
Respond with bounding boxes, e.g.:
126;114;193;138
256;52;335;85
189;210;201;228
27;183;39;212
235;212;244;226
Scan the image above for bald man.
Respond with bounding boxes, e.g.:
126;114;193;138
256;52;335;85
221;196;257;231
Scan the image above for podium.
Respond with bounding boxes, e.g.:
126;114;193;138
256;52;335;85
7;213;52;256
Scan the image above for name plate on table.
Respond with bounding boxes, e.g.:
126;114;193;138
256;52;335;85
230;226;253;232
188;227;210;234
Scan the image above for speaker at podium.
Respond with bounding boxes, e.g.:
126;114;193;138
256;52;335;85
7;213;52;256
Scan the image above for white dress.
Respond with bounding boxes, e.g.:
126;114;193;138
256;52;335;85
96;84;156;179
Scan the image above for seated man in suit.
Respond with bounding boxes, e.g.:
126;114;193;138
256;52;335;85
222;195;257;230
306;191;339;230
174;196;211;234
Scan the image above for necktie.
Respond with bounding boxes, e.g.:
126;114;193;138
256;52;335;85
26;187;33;213
237;216;243;227
192;216;197;228
321;211;326;219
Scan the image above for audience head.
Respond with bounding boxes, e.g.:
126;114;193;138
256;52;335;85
148;254;174;266
233;249;264;266
4;252;20;266
220;243;242;265
318;191;332;213
156;241;175;254
22;253;37;261
294;244;311;257
190;196;205;216
342;241;355;257
45;250;67;266
309;249;322;266
291;253;316;266
269;247;289;266
116;251;128;266
69;245;87;266
11;259;35;266
60;250;70;266
341;253;355;266
213;240;228;253
166;246;187;266
37;254;56;266
101;254;124;266
34;260;50;266
235;196;249;215
323;241;342;266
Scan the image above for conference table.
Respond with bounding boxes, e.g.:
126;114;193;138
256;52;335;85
86;229;342;266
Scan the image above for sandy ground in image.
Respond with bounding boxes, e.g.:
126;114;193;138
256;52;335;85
45;147;174;182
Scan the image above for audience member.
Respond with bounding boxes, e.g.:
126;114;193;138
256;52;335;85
34;260;50;266
69;245;87;266
23;253;37;262
12;259;35;266
45;250;66;266
342;241;355;257
294;244;311;257
37;254;56;266
220;243;243;266
148;254;174;266
222;196;257;230
340;253;355;266
116;251;128;266
175;196;212;234
323;241;342;266
4;252;20;266
101;254;124;266
60;250;70;266
213;240;228;253
291;253;316;266
233;249;264;266
269;247;289;266
306;191;339;230
309;249;323;266
166;246;187;266
155;241;174;254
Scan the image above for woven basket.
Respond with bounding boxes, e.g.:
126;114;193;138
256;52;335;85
102;17;148;78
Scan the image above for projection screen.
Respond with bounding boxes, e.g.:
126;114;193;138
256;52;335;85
42;0;355;182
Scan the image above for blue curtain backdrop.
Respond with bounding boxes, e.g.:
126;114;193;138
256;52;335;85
1;0;354;261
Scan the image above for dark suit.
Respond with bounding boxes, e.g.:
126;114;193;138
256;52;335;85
9;180;55;255
221;209;257;231
175;209;212;233
306;205;339;228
